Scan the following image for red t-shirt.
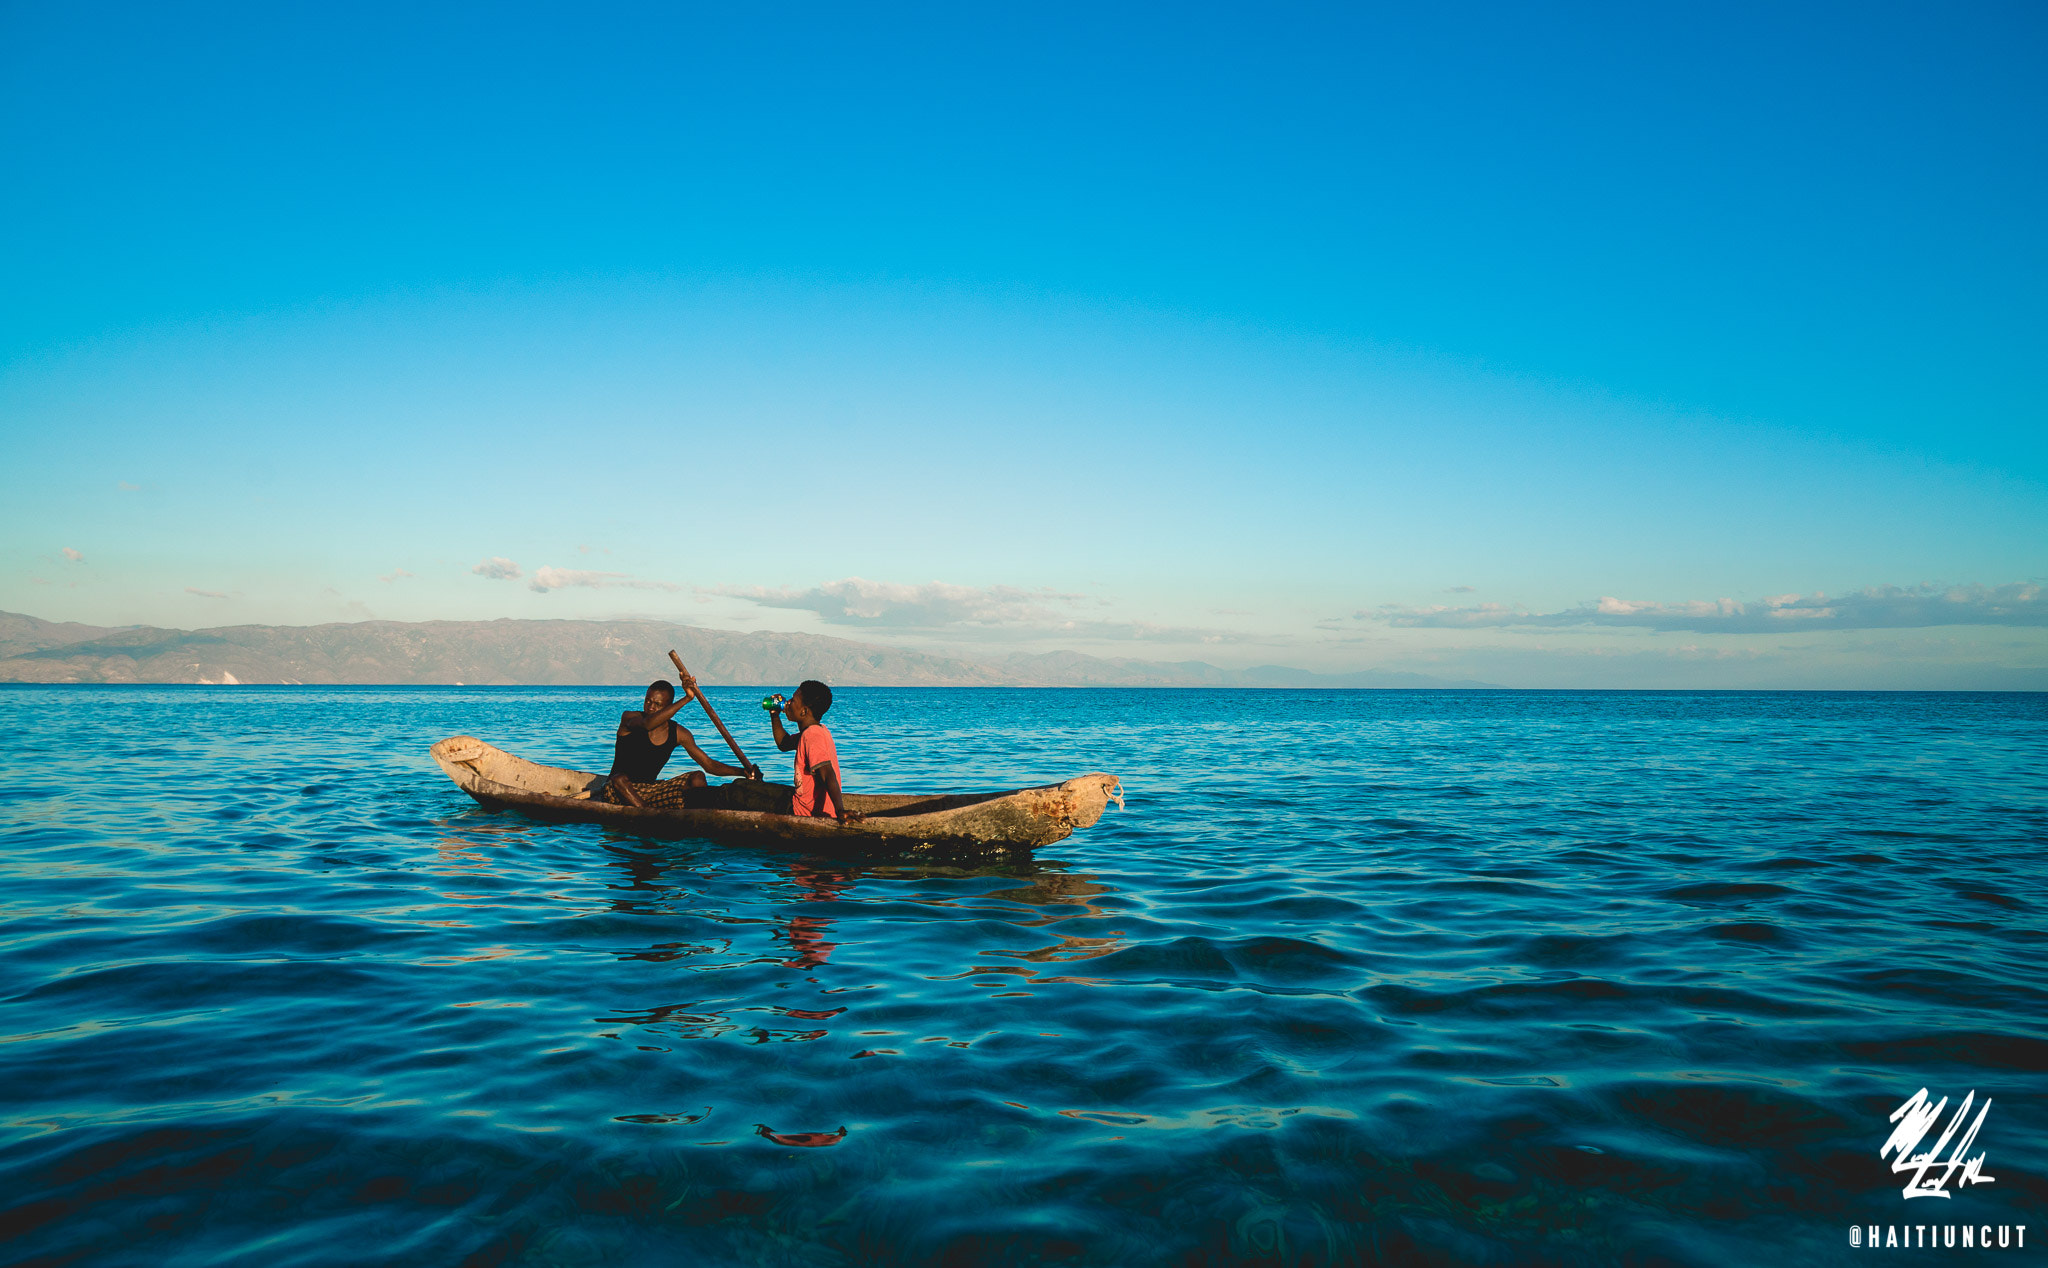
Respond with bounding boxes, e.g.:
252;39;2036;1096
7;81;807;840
791;723;840;818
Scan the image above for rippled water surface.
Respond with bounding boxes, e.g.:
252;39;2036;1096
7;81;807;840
3;686;2045;1265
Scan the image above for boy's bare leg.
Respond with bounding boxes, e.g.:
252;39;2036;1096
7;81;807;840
608;775;646;807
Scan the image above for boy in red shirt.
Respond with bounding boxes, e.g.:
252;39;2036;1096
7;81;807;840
767;679;859;823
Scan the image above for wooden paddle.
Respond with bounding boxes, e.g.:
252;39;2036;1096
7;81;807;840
669;650;760;779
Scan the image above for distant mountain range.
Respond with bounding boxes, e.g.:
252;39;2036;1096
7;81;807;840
0;611;1495;688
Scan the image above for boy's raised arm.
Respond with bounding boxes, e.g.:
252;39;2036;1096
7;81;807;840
621;695;689;735
679;731;759;780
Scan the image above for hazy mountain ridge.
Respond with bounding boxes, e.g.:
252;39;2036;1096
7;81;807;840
0;612;125;659
0;613;1493;688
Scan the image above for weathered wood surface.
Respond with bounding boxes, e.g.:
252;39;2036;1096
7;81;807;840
429;736;1122;851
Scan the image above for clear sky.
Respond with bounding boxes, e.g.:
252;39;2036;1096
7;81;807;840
3;1;2044;687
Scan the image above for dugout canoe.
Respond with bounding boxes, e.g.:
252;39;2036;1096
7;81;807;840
429;735;1123;851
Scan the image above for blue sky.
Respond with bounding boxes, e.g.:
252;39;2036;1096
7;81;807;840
3;2;2044;687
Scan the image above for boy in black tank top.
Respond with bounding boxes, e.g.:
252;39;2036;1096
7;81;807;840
606;676;760;807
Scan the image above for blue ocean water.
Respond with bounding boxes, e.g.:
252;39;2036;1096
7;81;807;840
1;685;2044;1266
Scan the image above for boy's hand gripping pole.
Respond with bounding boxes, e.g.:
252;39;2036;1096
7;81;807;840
669;650;759;778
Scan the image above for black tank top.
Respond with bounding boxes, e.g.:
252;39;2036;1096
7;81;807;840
612;723;681;783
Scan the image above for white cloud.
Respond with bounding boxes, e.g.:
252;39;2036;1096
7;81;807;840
715;577;1081;628
186;587;228;599
528;565;680;594
530;566;620;591
714;577;1245;644
380;568;414;583
1374;582;2046;633
472;557;522;581
61;547;83;561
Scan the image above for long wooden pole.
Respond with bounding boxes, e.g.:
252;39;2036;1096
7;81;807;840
669;650;757;777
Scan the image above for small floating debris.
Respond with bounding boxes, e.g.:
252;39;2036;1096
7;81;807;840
755;1125;848;1147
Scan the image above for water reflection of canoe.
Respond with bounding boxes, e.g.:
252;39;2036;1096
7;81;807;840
429;736;1123;851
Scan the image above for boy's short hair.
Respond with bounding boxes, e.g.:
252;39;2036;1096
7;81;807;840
647;679;675;700
795;679;833;717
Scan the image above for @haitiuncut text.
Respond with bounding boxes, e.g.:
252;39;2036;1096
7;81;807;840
1851;1088;2018;1251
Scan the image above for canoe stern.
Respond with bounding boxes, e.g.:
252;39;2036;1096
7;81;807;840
1026;773;1124;834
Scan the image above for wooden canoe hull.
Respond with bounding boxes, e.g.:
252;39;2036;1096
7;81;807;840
429;736;1122;851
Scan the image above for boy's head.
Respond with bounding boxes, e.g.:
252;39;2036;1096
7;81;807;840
643;679;675;712
787;679;833;725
